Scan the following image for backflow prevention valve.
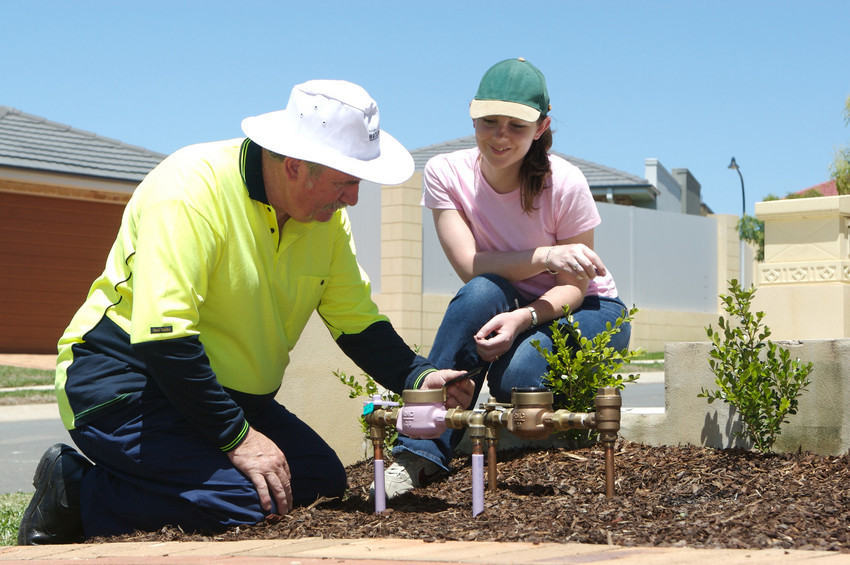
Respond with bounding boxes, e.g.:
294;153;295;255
363;386;621;516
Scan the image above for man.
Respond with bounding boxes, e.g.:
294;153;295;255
18;80;474;545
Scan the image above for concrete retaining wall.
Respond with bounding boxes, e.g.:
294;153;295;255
620;339;850;455
454;339;850;457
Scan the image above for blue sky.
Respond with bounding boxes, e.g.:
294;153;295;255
2;0;847;216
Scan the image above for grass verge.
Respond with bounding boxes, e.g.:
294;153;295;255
620;351;665;374
0;492;28;546
0;365;55;405
0;365;54;389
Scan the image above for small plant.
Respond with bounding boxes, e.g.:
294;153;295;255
336;369;402;453
532;305;643;445
698;279;813;453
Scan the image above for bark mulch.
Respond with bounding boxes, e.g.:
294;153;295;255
98;440;850;553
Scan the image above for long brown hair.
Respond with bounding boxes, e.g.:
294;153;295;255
518;123;553;213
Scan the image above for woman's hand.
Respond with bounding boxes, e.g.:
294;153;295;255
473;310;530;362
545;243;607;280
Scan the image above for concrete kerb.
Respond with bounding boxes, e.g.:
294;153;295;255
1;538;847;564
0;403;59;422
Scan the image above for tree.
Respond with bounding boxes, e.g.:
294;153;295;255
738;215;764;261
830;95;850;195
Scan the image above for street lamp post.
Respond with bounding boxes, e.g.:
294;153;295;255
728;157;746;284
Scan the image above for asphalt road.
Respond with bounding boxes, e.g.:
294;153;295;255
2;415;69;494
621;379;665;408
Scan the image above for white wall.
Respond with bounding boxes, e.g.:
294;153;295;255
346;179;383;293
595;202;718;313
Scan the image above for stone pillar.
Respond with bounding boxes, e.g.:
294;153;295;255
714;213;748;300
753;196;850;340
379;172;424;347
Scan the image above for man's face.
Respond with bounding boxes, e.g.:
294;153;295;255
265;155;361;224
297;166;361;223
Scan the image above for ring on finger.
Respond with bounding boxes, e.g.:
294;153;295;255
572;263;581;271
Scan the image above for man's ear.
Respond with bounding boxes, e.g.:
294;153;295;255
283;157;302;181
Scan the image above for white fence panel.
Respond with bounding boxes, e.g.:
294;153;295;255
423;202;718;315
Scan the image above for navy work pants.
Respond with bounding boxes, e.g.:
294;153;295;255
70;391;346;537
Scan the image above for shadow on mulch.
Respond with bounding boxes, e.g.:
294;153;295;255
97;441;850;553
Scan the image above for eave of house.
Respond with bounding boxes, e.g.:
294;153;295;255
0;106;165;201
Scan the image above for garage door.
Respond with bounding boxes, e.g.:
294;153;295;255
0;191;125;353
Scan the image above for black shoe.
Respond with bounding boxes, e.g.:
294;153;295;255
17;443;93;545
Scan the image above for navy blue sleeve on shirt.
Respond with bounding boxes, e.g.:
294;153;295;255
132;336;249;451
336;320;436;393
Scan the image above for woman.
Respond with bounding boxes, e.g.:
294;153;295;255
378;58;631;498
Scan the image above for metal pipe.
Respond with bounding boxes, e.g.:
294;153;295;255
593;387;622;498
363;396;400;514
604;443;615;498
369;424;387;513
365;386;623;513
486;427;499;491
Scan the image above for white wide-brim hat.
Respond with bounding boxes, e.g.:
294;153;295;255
241;80;414;186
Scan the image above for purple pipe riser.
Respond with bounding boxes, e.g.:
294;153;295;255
374;458;386;513
396;402;447;439
472;453;484;516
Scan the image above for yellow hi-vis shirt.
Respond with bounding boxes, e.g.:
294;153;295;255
56;138;387;433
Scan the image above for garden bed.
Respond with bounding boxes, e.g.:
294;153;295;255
99;440;850;552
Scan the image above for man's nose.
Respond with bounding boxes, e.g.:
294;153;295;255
341;185;359;206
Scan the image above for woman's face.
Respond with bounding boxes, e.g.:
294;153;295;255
473;115;550;176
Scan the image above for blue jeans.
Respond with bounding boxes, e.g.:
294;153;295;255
70;389;346;537
393;274;631;470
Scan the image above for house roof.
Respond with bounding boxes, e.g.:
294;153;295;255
0;106;166;182
794;179;837;197
411;135;657;197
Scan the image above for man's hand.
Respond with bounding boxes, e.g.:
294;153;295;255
421;369;476;409
227;427;292;515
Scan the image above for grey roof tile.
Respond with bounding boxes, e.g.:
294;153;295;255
0;106;166;182
411;135;653;190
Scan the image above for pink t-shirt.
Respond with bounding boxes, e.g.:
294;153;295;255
423;147;618;301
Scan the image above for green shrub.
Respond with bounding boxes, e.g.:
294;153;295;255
533;305;642;446
336;370;402;453
698;280;813;453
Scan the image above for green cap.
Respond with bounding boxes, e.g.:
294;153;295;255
469;57;550;122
